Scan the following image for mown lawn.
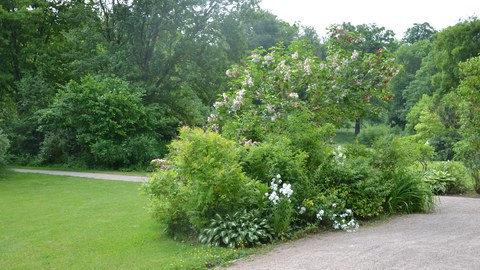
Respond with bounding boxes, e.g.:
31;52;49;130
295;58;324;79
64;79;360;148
0;172;245;269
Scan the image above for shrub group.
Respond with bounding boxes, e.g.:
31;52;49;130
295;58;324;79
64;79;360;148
144;31;435;247
0;129;9;171
37;76;167;169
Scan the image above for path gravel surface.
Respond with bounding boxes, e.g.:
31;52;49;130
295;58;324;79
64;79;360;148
11;168;148;182
227;196;480;270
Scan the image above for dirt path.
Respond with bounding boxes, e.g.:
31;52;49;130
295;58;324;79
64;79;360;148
227;196;480;270
11;168;148;182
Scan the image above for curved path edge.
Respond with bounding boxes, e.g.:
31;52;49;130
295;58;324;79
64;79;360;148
227;196;480;270
10;168;148;182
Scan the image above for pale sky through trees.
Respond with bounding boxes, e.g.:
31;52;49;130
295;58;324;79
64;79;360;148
259;0;480;38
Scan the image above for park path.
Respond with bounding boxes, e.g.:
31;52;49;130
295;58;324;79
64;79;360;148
10;168;148;182
227;196;480;270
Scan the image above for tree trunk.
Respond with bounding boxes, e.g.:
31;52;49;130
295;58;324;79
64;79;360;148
354;119;361;136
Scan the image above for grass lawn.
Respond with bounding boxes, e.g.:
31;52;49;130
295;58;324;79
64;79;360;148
0;172;247;269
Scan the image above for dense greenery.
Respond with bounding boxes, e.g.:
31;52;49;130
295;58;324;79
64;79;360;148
1;0;315;168
1;0;479;251
0;129;9;171
144;33;435;245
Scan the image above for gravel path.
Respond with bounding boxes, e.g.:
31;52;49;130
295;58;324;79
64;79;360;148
11;168;148;182
227;196;480;270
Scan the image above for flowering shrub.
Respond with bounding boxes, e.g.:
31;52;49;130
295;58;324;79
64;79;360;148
209;28;400;141
144;25;438;247
265;174;294;237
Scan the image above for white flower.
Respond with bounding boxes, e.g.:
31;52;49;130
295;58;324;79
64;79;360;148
351;50;359;61
244;139;254;146
213;101;225;108
276;174;281;179
207;114;218;122
346;209;352;215
226;69;232;77
251;53;260;63
288;92;299;99
292;51;299;59
332;203;337;208
264;54;274;64
303;58;312;75
236;89;246;97
279;183;293;198
299;207;306;214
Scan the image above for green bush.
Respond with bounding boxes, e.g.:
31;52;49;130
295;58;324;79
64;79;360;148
385;171;434;214
38;75;164;168
143;127;255;237
241;135;310;200
424;161;469;194
313;144;388;219
357;124;400;147
199;210;273;248
0;129;9;169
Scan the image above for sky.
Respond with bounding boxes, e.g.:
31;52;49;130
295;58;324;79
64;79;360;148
259;0;480;39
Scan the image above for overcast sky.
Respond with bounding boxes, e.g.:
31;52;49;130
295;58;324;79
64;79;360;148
259;0;480;39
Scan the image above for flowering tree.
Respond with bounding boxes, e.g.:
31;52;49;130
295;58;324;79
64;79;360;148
209;24;400;140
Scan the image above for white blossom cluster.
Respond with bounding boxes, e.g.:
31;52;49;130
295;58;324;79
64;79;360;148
317;204;358;233
332;208;358;233
333;145;346;166
232;89;246;111
151;158;169;170
264;174;293;205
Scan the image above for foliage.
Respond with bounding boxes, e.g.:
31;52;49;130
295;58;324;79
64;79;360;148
357;124;400;147
313;144;388;219
402;22;437;44
387;39;433;126
0;129;9;170
427;161;470;194
453;56;480;193
385;171;434;214
199;210;273;248
316;197;359;232
264;174;295;237
210;31;400;139
424;167;468;195
143;127;255;237
37;75;162;168
241;135;310;201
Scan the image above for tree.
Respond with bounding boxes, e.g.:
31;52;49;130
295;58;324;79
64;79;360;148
387;39;434;127
432;17;480;96
209;29;399;142
453;56;480;193
402;22;437;44
337;23;398;134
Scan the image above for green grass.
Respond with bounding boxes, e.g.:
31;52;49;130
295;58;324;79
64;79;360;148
0;172;247;269
334;128;356;145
